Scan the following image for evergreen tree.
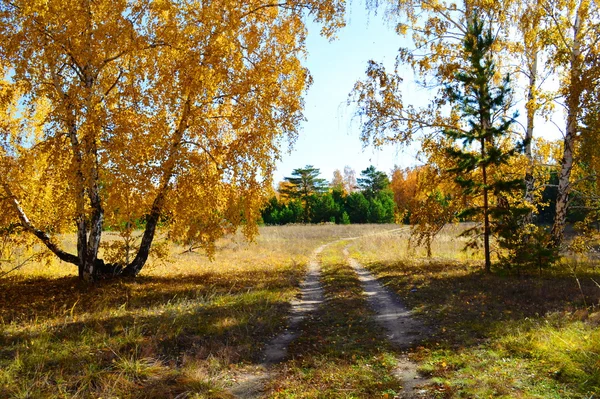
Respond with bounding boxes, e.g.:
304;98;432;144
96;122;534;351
340;211;351;225
371;190;396;223
346;192;370;223
312;193;340;223
261;197;303;225
281;166;327;223
261;197;282;225
357;165;390;199
443;14;524;273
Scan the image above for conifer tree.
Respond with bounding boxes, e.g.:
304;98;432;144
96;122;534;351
444;14;523;273
281;166;327;223
357;165;390;199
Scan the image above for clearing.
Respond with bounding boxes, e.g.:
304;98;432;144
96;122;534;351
1;224;599;398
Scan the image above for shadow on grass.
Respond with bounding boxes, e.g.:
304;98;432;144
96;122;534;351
0;268;304;398
363;259;600;397
366;259;600;345
0;267;303;323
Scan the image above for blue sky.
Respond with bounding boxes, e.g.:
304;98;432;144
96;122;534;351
274;1;422;184
273;1;564;185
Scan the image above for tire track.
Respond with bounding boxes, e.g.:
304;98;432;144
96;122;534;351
344;246;431;398
230;228;409;398
229;244;328;398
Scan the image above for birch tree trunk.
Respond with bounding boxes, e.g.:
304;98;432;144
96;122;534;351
122;96;192;277
550;3;585;247
523;49;538;226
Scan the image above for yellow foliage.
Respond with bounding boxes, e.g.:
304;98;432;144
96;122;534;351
0;0;346;274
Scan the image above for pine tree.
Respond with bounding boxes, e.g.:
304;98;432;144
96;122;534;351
281;166;327;223
357;165;390;199
443;14;524;273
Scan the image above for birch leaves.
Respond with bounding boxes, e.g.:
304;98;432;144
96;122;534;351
0;0;345;279
351;0;600;250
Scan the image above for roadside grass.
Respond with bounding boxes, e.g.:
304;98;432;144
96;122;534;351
0;267;300;398
352;224;482;263
265;242;404;398
0;224;396;398
2;224;396;279
349;231;600;398
5;222;598;397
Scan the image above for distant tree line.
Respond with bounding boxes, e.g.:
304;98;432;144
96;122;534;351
261;165;396;225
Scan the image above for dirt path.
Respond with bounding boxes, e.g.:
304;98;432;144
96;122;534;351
344;247;431;398
229;228;410;398
229;244;328;398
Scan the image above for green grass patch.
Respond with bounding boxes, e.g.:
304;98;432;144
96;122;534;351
0;262;304;398
349;245;600;398
265;243;404;398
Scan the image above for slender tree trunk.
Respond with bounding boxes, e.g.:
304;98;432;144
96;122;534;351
550;8;584;248
84;190;104;279
121;95;192;277
122;191;165;276
83;141;104;280
303;185;310;223
76;217;87;279
426;235;432;258
550;112;577;247
79;69;106;280
2;181;80;265
68;131;104;281
66;119;92;279
481;137;491;273
523;49;538;226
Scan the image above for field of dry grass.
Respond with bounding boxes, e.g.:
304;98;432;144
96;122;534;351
348;228;600;398
1;223;599;398
0;224;395;398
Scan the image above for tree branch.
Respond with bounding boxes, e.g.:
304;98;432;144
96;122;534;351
0;180;78;265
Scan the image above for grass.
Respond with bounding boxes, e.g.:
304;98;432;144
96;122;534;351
0;224;395;398
348;229;600;398
2;223;600;397
264;242;404;398
0;272;297;397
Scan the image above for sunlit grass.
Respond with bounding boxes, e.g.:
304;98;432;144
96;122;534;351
4;224;396;279
0;224;397;398
348;223;483;264
346;227;600;398
265;242;403;398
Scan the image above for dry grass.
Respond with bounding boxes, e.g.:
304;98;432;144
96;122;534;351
0;224;397;398
349;223;482;264
347;226;600;398
3;223;600;398
4;224;396;279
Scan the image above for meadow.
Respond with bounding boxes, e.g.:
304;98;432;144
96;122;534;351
1;224;599;398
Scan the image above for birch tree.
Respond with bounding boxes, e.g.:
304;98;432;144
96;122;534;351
0;0;345;280
544;0;600;246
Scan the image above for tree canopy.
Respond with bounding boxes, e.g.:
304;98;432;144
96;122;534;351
281;165;328;222
0;0;345;280
357;165;391;199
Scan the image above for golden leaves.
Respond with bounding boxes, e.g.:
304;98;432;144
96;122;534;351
0;0;347;267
